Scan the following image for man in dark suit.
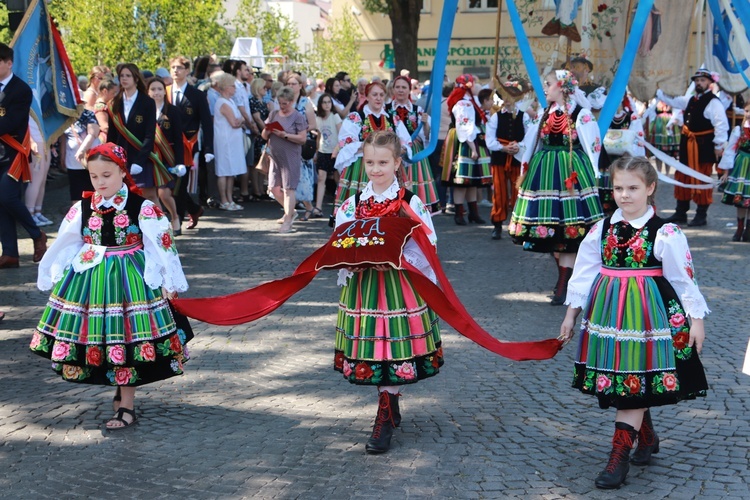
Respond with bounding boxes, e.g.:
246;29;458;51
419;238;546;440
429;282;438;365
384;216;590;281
0;43;47;268
168;56;215;229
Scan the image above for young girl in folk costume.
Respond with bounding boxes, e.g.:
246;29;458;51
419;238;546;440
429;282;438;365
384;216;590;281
335;130;441;454
718;103;750;242
486;79;531;239
333;81;413;220
560;156;708;490
508;70;604;305
386;75;440;207
30;143;192;430
147;77;186;235
599;96;646;215
442;74;492;225
644;100;681;174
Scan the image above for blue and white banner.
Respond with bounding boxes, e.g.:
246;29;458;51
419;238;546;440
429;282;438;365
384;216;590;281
10;0;82;146
705;0;750;93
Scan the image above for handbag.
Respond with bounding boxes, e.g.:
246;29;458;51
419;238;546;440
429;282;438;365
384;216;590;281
302;131;317;161
603;129;637;156
256;146;271;175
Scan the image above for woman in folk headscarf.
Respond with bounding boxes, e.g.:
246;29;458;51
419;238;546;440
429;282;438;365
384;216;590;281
508;69;604;305
442;74;492;226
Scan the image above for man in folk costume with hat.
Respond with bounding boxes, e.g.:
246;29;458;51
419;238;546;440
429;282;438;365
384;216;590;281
566;55;606;112
657;70;729;226
485;78;530;239
0;43;47;269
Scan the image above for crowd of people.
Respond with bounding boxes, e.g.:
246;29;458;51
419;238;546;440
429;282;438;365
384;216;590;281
2;38;748;491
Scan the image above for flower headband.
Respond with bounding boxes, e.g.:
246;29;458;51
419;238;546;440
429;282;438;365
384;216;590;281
455;74;475;89
554;70;579;96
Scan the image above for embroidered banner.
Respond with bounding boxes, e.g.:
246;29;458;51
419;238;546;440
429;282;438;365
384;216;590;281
10;0;82;147
705;0;750;93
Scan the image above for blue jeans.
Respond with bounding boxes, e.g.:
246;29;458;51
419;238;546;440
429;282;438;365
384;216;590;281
0;167;42;258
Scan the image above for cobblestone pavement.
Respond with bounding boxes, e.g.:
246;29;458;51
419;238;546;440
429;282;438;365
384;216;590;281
1;176;748;499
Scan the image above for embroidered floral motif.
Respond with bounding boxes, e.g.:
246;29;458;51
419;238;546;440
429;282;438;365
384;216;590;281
65;205;79;221
338;136;355;148
107;344;126;365
667;299;693;360
157;335;183;356
354;362;374;380
51;341;75;362
341;198;356;217
393;361;416;380
652;372;679;393
86;346;103;366
334;352;345;370
170;359;184;373
617;374;645;396
30;331;50;352
107;367;139;385
140;205;158;218
79;248;97;265
134;342;156;362
602;224;653;268
332;236;385;249
61;365;89;381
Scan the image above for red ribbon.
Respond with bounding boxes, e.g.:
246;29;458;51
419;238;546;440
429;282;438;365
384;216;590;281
564;170;578;190
172;208;562;361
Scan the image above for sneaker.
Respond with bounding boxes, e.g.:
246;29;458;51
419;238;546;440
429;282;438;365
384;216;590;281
35;214;54;226
479;199;493;207
219;202;232;211
229;202;244;211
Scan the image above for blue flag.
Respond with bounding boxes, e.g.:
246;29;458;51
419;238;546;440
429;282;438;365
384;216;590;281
10;0;82;147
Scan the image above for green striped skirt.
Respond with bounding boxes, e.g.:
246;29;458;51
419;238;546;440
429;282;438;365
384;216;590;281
405;139;440;205
508;145;603;253
721;150;750;208
335;158;367;211
651;115;680;152
445;139;492;187
30;244;191;386
572;267;707;409
334;268;443;385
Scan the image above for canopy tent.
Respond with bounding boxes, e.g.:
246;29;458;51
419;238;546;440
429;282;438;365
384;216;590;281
230;37;266;69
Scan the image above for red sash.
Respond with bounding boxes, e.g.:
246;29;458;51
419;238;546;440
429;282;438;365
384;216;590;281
172;199;563;362
1;128;31;182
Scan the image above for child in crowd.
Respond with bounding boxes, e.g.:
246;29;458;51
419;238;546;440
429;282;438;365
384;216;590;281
718;103;750;242
314;93;342;217
30;143;192;431
560;155;708;489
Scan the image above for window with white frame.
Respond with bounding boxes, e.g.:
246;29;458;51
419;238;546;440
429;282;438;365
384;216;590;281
467;0;498;11
421;0;432;13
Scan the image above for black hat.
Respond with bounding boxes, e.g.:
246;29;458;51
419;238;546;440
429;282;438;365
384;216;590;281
569;56;593;72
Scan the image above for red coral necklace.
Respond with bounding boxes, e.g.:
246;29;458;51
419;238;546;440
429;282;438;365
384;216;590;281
607;223;645;249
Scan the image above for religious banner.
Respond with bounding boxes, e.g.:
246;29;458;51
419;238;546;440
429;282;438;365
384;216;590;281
10;0;82;146
705;0;750;93
625;1;695;102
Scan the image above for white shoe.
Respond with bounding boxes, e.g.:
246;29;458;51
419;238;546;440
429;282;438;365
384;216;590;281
219;202;232;211
229;202;244;211
33;214;53;226
478;199;493;207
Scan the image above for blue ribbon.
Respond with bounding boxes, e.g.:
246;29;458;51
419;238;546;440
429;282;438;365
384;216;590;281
707;0;750;89
598;0;654;138
506;0;547;108
404;0;459;164
730;0;750;42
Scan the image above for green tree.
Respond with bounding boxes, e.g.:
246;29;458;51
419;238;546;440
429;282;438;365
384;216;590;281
0;3;10;45
48;0;231;75
363;0;422;77
301;10;362;79
232;0;301;66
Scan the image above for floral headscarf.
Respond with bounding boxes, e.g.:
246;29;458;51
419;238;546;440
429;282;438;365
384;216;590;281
447;74;486;123
86;143;142;195
554;70;579;97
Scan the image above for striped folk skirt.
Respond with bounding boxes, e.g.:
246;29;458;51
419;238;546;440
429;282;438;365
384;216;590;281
30;244;192;386
334;268;443;386
508;145;603;253
405;139;440;205
441;132;492;187
572;267;708;410
721;150;750;209
335;158;367;211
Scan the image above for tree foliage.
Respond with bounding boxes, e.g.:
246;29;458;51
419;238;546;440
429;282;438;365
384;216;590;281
48;0;232;74
300;10;362;80
363;0;422;77
0;3;10;45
